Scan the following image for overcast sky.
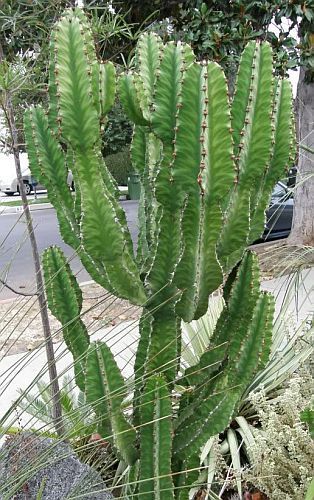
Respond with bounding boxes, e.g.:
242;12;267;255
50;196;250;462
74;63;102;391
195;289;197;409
269;17;300;97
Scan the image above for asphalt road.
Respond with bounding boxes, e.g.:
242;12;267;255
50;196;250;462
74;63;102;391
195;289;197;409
0;201;139;300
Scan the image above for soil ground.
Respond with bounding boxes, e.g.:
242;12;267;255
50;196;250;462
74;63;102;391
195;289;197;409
0;282;141;358
250;240;314;277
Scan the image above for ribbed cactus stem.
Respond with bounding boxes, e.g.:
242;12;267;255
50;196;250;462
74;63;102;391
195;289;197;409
24;8;146;306
28;12;295;497
42;246;89;391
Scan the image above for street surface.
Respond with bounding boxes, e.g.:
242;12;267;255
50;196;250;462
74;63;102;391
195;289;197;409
0;198;312;323
0;202;139;300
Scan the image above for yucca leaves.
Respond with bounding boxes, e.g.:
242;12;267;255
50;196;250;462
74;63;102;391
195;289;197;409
227;428;242;496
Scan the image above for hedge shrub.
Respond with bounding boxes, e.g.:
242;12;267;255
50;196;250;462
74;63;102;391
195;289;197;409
105;148;131;186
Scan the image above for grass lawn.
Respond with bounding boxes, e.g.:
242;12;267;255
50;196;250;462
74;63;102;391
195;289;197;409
0;187;129;208
0;197;50;207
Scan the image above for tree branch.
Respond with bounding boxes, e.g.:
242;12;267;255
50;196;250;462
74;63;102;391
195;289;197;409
0;278;38;297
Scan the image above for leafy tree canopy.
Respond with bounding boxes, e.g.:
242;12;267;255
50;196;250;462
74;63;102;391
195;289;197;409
112;0;313;80
0;0;138;149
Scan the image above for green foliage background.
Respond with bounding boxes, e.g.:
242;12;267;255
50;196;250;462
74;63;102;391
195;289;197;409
103;101;133;156
105;148;131;186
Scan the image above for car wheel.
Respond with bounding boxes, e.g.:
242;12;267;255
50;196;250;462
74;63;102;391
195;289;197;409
23;182;32;195
5;192;14;196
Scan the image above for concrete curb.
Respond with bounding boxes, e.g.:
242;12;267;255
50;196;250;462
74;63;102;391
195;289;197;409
0;202;52;215
0;192;129;215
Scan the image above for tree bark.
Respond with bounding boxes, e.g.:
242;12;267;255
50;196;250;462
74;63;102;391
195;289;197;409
0;45;65;437
288;66;314;246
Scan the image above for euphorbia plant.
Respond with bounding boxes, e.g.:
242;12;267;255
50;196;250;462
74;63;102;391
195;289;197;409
24;8;295;498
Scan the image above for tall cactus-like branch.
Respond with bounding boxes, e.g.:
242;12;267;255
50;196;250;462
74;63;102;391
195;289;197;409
218;42;294;271
139;376;174;499
24;9;146;306
172;253;274;461
33;11;296;498
42;246;89;392
121;34;294;322
86;341;138;465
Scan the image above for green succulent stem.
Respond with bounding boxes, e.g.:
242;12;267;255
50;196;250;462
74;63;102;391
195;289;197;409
29;11;295;498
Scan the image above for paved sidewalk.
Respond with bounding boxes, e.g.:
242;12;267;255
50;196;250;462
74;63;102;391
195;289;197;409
0;267;312;431
261;266;313;324
0;320;139;430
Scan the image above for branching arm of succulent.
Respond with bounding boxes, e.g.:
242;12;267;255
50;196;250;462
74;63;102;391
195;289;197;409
139;375;174;499
85;341;138;466
24;9;146;306
42;246;89;392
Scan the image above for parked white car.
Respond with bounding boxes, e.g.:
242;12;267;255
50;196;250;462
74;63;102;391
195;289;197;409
0;153;73;195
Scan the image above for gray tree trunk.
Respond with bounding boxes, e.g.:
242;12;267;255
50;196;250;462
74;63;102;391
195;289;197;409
288;67;314;246
0;45;64;437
